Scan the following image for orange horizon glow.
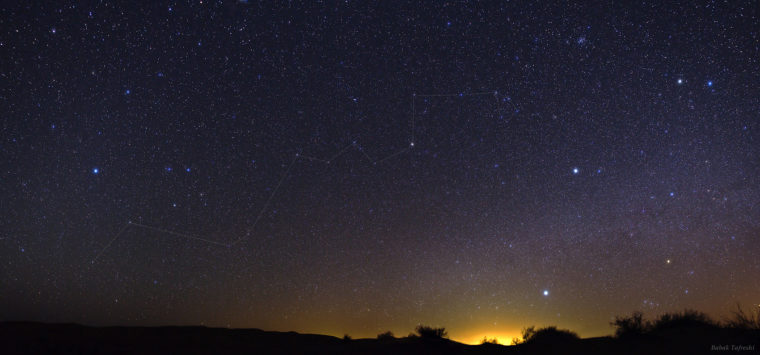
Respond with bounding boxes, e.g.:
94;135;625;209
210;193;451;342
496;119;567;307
458;331;521;345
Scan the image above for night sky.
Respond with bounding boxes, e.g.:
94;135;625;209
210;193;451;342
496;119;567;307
2;1;759;344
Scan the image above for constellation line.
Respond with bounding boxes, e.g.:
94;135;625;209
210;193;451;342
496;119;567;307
93;89;510;261
129;222;229;246
90;223;131;264
230;154;300;245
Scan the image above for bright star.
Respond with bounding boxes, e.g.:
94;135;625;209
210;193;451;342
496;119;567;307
572;167;579;174
677;78;683;85
543;290;549;296
707;80;713;87
92;168;99;174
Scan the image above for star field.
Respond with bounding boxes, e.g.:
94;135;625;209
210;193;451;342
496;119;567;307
1;1;759;344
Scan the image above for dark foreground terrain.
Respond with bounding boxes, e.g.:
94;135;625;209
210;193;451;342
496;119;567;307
1;321;757;355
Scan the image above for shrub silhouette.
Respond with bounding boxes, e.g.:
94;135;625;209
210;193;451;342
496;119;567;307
376;331;395;340
726;304;760;330
480;336;499;344
415;325;448;339
649;309;717;333
611;311;648;338
513;326;579;345
613;309;726;338
342;334;352;341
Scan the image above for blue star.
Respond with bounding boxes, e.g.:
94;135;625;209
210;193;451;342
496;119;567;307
707;80;713;87
185;167;191;172
677;78;684;85
669;192;675;197
543;290;549;296
572;167;579;174
446;21;452;27
125;89;131;95
165;166;172;172
92;168;99;174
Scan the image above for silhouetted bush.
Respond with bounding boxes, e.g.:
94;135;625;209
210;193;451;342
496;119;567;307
512;326;579;345
650;309;717;333
726;304;760;330
415;325;448;339
611;311;648;338
480;336;499;344
376;331;395;340
613;309;727;338
342;334;352;341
